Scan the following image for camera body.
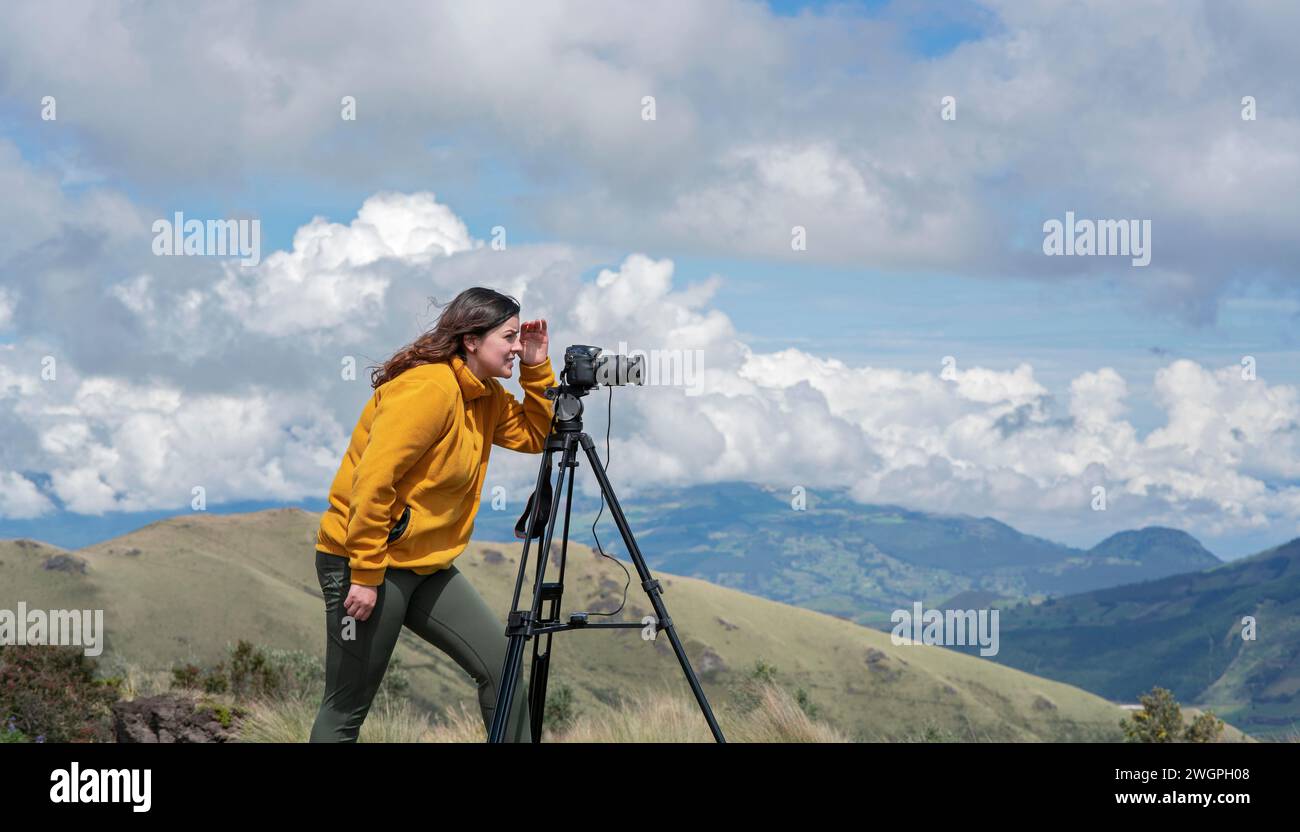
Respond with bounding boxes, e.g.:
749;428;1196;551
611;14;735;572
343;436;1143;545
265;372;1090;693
563;344;644;390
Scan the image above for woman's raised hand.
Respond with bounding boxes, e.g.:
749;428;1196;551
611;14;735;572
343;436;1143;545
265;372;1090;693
520;319;549;365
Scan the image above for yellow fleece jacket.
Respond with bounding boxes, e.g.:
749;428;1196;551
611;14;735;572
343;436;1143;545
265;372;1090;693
315;354;555;585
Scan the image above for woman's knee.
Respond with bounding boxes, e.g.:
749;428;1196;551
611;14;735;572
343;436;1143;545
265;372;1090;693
310;703;366;742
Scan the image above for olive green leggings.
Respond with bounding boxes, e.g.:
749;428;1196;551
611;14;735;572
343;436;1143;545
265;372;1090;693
309;550;531;742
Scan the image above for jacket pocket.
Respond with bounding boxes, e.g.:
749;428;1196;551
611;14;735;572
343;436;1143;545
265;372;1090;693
387;504;412;544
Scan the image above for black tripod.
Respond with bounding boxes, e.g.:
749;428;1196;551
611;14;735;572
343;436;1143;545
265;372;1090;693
487;386;726;743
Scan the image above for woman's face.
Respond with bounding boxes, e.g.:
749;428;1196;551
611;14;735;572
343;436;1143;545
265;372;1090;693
464;315;524;380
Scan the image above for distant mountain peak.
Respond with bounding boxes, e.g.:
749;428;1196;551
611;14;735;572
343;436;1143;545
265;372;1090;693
1088;526;1219;566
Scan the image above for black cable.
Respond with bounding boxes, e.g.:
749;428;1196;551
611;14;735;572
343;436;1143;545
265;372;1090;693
586;384;631;617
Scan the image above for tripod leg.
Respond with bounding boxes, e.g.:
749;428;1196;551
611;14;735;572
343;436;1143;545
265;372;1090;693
527;444;578;740
489;442;558;742
489;626;531;742
579;434;727;742
528;633;551;741
490;434;578;742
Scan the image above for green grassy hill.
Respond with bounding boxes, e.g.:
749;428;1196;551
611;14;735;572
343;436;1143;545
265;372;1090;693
0;508;1171;741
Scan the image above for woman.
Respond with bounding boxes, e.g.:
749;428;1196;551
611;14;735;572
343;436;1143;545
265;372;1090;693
310;286;555;742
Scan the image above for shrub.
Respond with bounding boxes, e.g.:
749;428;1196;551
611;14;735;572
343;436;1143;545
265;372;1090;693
793;686;821;720
1184;710;1227;743
0;645;121;742
542;683;578;736
1120;686;1225;743
2;715;40;743
728;657;820;720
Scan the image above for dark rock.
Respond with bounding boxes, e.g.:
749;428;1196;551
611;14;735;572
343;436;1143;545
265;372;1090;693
112;693;245;743
678;638;728;677
695;644;727;677
42;554;87;574
865;647;902;682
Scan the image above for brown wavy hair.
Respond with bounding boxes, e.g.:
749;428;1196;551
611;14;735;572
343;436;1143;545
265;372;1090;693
368;287;521;388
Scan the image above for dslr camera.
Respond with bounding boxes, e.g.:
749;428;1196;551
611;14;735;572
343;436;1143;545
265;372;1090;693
562;345;645;390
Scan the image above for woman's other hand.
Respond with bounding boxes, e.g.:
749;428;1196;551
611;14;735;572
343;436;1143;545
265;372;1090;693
520;319;548;365
344;583;378;621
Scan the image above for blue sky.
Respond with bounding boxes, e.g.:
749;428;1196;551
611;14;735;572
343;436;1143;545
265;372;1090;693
766;0;997;57
2;0;1299;560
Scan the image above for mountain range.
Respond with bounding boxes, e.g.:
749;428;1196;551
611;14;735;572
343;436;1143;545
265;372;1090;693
472;481;1222;627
